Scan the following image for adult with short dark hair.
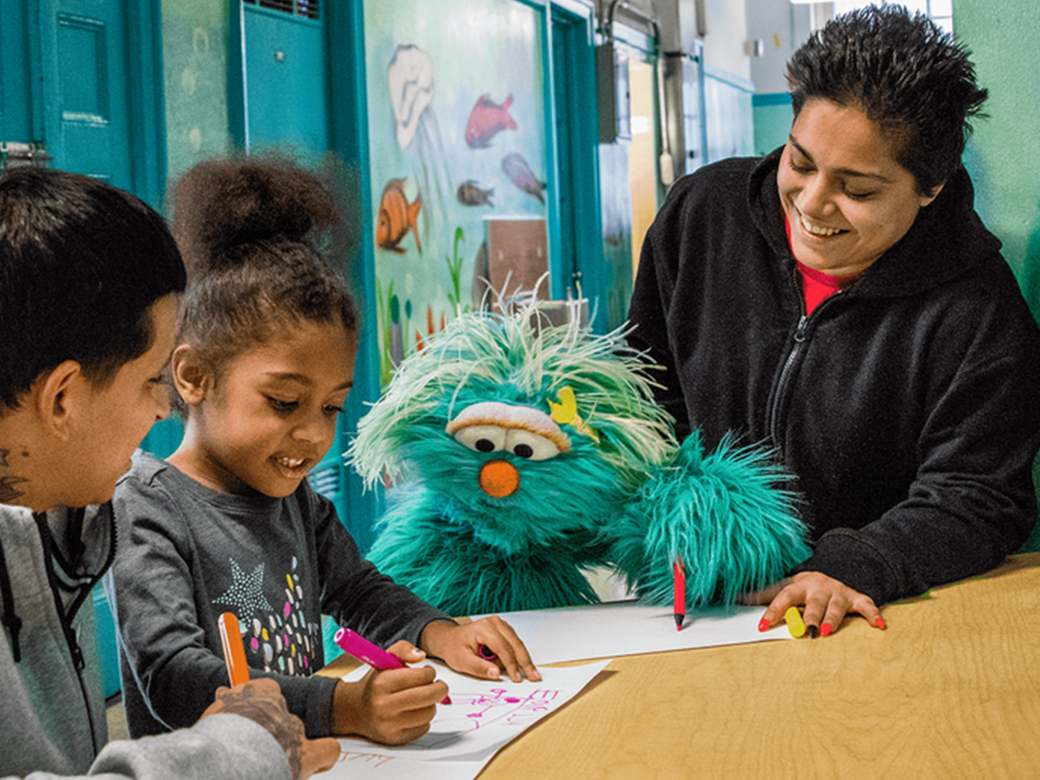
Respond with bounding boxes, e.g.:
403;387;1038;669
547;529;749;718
629;7;1040;636
0;166;339;779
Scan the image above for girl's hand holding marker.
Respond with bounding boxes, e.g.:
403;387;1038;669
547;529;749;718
334;629;452;704
330;632;449;746
331;617;539;745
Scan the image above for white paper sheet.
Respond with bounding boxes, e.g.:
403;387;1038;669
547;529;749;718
322;659;610;780
473;600;792;665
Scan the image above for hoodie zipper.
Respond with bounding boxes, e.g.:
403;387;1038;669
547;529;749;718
768;267;844;459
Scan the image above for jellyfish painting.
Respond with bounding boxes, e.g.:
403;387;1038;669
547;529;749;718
386;44;453;238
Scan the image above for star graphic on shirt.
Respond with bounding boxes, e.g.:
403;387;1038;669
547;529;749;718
212;558;273;619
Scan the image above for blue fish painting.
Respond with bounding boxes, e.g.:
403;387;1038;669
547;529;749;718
501;153;546;204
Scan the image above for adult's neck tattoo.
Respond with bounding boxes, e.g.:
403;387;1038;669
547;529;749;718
0;448;27;504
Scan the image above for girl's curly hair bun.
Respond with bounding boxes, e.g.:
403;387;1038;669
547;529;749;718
170;151;347;279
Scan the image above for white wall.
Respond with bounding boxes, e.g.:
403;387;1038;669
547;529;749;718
699;0;753;79
746;0;813;94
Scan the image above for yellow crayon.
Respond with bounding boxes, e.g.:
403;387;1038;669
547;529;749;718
785;606;807;638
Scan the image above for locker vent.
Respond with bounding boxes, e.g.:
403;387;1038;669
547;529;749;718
243;0;320;20
308;463;342;503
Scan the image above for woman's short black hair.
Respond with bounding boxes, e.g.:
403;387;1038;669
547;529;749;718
786;5;988;195
0;167;186;412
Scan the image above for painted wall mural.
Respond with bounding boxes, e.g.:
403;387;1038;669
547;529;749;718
364;0;547;384
162;0;233;183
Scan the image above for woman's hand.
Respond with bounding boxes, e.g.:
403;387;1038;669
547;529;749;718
330;640;449;745
750;571;885;637
420;616;541;683
201;678;340;780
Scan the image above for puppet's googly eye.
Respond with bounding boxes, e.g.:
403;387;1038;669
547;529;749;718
504;429;561;461
454;425;506;454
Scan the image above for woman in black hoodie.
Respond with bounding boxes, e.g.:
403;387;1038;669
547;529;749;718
629;6;1040;637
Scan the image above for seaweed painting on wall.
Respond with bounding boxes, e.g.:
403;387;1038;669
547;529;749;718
374;225;469;386
364;0;548;383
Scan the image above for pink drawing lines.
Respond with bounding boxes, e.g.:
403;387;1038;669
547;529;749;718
413;686;561;749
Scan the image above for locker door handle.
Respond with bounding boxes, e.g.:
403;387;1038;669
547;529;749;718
0;141;52;169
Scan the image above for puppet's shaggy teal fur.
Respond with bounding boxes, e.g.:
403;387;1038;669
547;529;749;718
609;432;810;608
368;485;611;615
348;302;809;615
349;306;675;491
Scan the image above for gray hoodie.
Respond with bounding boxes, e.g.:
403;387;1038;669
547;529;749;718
0;502;291;780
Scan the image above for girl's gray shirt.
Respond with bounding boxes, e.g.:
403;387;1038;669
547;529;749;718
109;450;450;739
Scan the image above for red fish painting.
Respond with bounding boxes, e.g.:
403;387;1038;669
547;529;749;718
376;178;422;254
465;94;517;149
501;153;546;204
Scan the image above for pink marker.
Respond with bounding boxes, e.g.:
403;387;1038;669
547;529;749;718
334;627;451;704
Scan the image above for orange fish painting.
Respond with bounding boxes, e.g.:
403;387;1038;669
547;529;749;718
465;94;517;149
376;178;422;254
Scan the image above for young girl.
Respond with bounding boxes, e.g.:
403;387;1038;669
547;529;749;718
108;155;539;746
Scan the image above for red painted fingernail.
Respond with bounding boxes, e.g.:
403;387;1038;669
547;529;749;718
820;623;833;637
758;618;770;632
875;617;886;630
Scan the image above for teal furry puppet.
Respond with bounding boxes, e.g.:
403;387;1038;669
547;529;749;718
348;303;809;616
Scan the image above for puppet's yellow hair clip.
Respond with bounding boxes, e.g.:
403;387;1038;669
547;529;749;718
548;387;599;443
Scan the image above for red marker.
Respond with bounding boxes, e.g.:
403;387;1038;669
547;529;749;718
334;627;451;704
673;558;686;631
218;612;250;687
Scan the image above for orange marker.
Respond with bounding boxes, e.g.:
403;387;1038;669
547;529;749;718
218;612;250;686
673;558;686;631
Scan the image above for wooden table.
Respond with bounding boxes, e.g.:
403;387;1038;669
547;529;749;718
322;554;1040;779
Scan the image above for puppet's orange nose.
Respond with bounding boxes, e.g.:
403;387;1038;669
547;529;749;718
479;459;520;497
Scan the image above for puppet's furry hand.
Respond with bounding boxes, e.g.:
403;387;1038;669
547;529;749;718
608;432;810;608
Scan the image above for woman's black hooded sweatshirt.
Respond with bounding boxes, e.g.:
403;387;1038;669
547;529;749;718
629;150;1040;605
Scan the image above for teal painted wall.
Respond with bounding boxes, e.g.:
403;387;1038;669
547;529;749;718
949;0;1040;552
0;1;33;143
751;93;791;157
953;0;1040;319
